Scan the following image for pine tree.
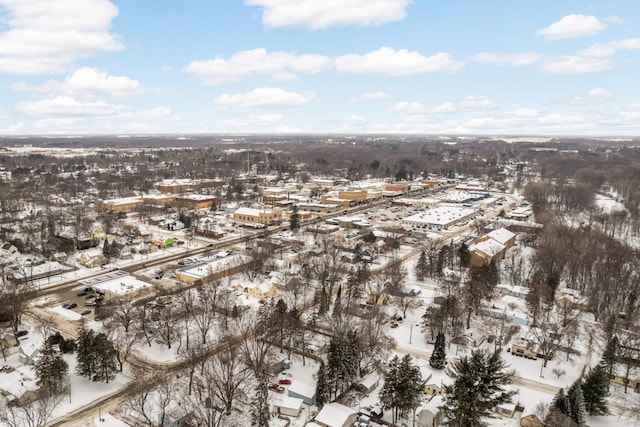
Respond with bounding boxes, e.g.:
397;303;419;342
379;355;402;423
582;364;609;415
457;243;470;268
430;332;447;369
442;349;516;427
76;324;96;379
552;388;572;419
36;339;69;394
92;333;118;383
315;361;330;409
102;239;111;259
416;251;428;281
601;335;618;380
568;380;586;427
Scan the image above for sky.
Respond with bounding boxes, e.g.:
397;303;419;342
0;0;639;136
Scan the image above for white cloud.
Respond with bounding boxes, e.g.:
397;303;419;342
604;16;623;24
215;87;315;108
347;115;367;124
579;38;640;58
13;67;142;99
352;91;391;102
184;48;332;85
561;87;613;105
335;47;464;75
17;96;124;116
471;52;541;67
0;0;124;74
540;55;612;74
62;68;142;98
389;101;427;114
432;96;496;113
245;0;412;29
504;108;540;118
537;14;606;40
185;47;462;85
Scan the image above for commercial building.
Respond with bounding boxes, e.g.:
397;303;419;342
403;205;477;231
233;207;282;226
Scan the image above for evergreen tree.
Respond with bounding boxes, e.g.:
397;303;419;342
416;250;428;281
380;355;424;424
92;333;118;383
601;335;618;380
36;339;69;394
379;355;402;423
552;388;572;420
289;205;300;233
441;350;516;427
457;243;470;268
102;239;111;260
568;380;586;427
76;324;96;379
582;364;609;415
429;332;447;369
332;285;342;318
315;361;330;409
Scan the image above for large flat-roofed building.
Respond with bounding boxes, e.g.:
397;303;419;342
97;196;144;213
320;195;351;208
175;251;248;284
298;203;343;214
158;178;199;194
175;194;217;209
234;207;282;226
337;190;368;204
403;204;477;231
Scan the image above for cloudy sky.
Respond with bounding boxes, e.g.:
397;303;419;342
1;0;639;135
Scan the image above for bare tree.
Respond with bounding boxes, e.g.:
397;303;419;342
125;377;177;427
0;393;63;427
201;346;250;414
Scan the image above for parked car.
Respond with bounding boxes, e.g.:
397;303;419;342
0;365;10;372
85;294;95;299
85;301;96;306
268;384;285;394
62;303;70;309
15;330;28;338
77;291;88;297
278;378;291;385
80;310;92;316
67;303;78;309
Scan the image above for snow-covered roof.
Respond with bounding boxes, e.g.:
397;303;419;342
470;239;505;256
288;380;316;398
486;227;515;245
314;402;357;427
272;395;304;411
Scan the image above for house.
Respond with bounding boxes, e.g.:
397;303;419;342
314;402;358;427
18;343;40;365
357;371;380;394
520;414;544;427
424;383;446;397
417;396;444;427
288;380;316;405
510;338;540;359
246;282;277;300
469;228;516;267
272;396;304;417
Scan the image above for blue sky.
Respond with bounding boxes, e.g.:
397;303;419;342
1;0;639;135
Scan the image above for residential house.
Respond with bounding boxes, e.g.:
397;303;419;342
18;343;40;365
272;396;304;417
469;227;516;267
246;282;277;300
417;396;444;427
288;381;316;406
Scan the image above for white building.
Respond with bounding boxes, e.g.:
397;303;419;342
403;204;477;231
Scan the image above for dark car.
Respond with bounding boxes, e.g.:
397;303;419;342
77;291;88;297
268;384;285;394
62;303;70;308
15;330;28;338
80;310;92;316
67;303;78;309
85;293;95;299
